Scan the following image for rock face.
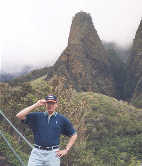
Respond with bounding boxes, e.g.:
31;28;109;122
125;20;142;107
125;19;142;106
46;12;116;97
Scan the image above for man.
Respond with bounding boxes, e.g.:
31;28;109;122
16;95;77;166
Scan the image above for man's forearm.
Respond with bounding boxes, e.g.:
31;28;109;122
16;103;38;120
56;133;77;157
66;133;77;151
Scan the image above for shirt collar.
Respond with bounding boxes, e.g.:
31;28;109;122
44;111;57;117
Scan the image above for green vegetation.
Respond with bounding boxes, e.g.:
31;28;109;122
1;78;142;165
131;78;142;108
0;129;29;166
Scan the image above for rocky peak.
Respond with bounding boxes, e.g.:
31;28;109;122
68;12;95;45
68;12;109;63
46;12;116;96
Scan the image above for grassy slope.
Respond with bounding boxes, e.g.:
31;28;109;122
75;92;142;165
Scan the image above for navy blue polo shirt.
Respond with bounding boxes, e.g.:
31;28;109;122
23;112;76;146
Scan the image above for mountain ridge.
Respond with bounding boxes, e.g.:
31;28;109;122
4;12;142;108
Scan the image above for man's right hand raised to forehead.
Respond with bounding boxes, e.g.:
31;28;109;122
36;99;47;107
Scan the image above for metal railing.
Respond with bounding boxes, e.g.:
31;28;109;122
0;110;33;166
0;130;26;166
0;110;33;149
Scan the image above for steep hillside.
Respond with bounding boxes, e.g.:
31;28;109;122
131;77;142;108
125;19;142;107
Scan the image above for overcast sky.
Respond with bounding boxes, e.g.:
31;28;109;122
0;0;142;73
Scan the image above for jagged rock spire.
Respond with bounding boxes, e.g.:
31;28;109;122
68;12;96;44
46;12;116;96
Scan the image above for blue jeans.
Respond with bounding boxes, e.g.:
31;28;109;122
27;148;60;166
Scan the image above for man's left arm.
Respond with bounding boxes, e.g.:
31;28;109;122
56;133;77;158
